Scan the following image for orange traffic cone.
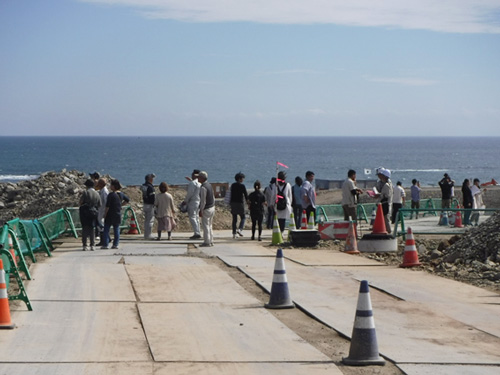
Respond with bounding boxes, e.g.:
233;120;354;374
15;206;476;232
8;234;18;267
400;227;421;268
372;204;388;235
128;215;139;234
342;280;385;366
454;205;464;228
301;210;308;230
0;260;15;330
345;220;360;254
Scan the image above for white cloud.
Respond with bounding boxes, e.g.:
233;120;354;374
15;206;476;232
81;0;500;33
364;76;438;86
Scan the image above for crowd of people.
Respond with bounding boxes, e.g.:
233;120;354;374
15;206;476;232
78;168;488;250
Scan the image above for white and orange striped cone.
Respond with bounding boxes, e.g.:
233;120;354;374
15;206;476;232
271;215;283;245
342;280;385;366
128;215;139;234
400;227;422;268
301;210;308;229
307;211;315;229
454;205;464;228
265;248;294;309
8;234;18;267
287;213;296;242
344;220;360;254
0;260;15;330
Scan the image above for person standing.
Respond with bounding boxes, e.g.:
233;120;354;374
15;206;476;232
461;179;473;226
230;172;248;239
410;179;421;219
470;178;486;226
182;169;201;239
292;176;303;228
198;171;215;247
439;173;455;209
142;173;156;239
301;171;316;223
102;179;124;250
374;168;393;234
341;169;363;222
155;182;176;240
247;180;266;241
95;178;108;246
264;177;276;229
79;179;101;251
391;181;406;224
273;171;293;233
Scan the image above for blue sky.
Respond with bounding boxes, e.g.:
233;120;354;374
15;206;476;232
1;0;500;136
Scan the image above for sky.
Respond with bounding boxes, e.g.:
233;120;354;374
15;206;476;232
1;0;500;137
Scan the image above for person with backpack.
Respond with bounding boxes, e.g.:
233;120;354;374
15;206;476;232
247;180;266;241
79;179;101;251
272;171;292;233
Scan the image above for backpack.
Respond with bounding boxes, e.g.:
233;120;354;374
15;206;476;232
276;185;287;211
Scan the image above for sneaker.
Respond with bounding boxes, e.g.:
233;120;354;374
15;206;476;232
251;236;255;240
233;233;237;239
199;243;211;247
258;237;262;241
100;246;109;250
111;246;119;249
90;246;95;251
82;246;88;251
237;229;244;237
189;234;202;239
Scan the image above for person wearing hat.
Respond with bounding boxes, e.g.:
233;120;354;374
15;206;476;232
142;173;156;239
439;173;455;209
374;168;393;233
182;169;202;239
79;179;101;251
198;171;215;247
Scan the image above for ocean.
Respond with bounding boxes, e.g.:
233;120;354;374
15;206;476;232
0;136;498;188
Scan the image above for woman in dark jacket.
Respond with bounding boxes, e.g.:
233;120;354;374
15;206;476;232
247;180;266;241
461;179;473;226
101;179;127;249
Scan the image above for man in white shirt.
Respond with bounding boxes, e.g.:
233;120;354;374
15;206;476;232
341;169;363;221
182;169;201;239
391;181;406;224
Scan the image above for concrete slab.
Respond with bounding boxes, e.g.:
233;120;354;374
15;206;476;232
199;242;276;257
155;362;342;374
111;242;187;255
228;261;500;364
0;301;151;362
40;252;123;264
0;363;154;375
398;364;500;375
25;263;135;301
126;262;257;304
281;249;386;266
123;256;208;266
139;303;331;362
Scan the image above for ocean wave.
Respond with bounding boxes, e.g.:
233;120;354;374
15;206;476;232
0;174;39;182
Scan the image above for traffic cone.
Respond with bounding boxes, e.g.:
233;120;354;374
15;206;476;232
307;211;315;229
128;215;139;234
8;234;18;267
271;215;283;245
400;227;421;268
438;211;449;226
265;248;294;309
0;260;15;330
372;204;388;235
342;280;385;366
287;213;296;242
344;220;360;254
370;206;377;226
454;205;464;228
301;210;308;229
